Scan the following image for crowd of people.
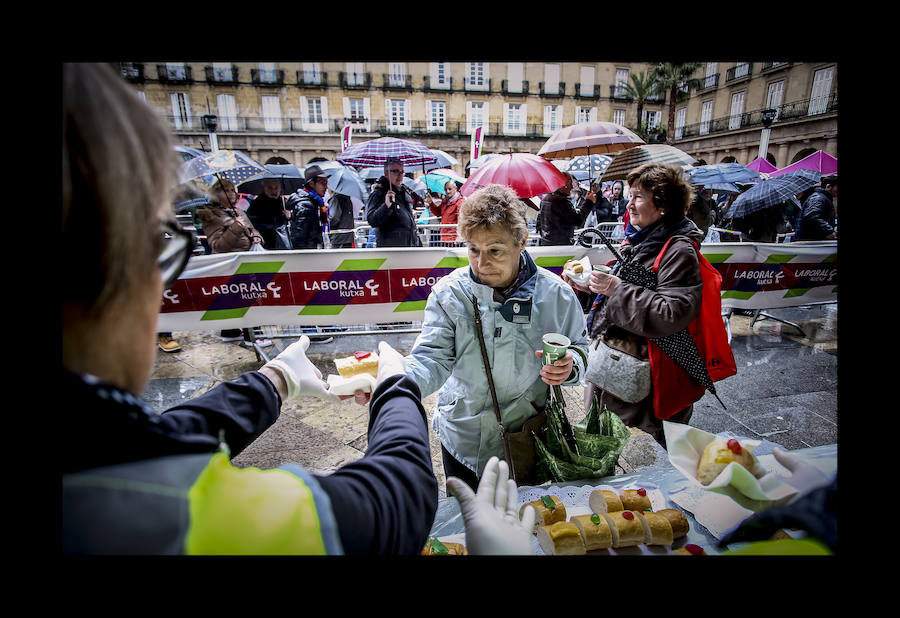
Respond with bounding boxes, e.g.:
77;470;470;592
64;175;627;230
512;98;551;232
62;63;837;557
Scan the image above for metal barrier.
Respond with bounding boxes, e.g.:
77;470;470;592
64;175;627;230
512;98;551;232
352;224;544;248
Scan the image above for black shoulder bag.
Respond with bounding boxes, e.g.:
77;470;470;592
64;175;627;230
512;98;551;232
471;293;545;485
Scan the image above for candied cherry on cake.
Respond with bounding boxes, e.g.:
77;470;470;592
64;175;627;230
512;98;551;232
726;438;742;454
354;351;371;360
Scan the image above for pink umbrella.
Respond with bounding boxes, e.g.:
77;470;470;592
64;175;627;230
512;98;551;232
460;152;568;199
746;157;778;174
769;150;837;177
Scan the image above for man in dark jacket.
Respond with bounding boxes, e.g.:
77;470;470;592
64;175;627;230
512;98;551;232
366;157;420;247
286;165;332;249
247;178;289;249
328;192;356;248
537;173;591;245
795;175;837;240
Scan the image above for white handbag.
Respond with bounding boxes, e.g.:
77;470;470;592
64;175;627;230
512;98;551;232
585;336;651;403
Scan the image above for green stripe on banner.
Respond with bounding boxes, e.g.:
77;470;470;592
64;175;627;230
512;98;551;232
784;288;811;298
821;254;836;263
299;305;345;316
235;261;285;274
395;300;427;312
201;308;251;321
535;256;574;268
701;253;733;263
336;258;386;271
436;256;469;268
721;290;756;300
764;254;795;264
832;286;837;293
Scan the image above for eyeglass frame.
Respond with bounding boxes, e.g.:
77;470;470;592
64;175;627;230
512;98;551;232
158;219;195;289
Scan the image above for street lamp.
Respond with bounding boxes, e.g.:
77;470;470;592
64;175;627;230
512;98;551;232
757;108;777;162
201;113;219;153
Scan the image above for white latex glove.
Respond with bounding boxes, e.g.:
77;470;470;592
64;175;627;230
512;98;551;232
263;335;340;401
376;340;407;384
446;456;535;555
773;447;830;501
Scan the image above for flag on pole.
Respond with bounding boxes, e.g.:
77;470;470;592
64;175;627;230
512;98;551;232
470;125;484;162
341;125;352;151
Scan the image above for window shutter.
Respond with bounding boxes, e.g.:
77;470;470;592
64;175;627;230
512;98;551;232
320;96;329;127
299;96;309;125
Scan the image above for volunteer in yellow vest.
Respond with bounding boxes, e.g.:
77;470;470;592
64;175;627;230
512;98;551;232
62;63;437;555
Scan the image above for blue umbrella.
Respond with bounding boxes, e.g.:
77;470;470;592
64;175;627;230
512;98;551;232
685;162;760;187
421;172;463;194
566;154;612;182
728;169;821;219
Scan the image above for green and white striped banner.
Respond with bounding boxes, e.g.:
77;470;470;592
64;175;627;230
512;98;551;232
157;241;837;332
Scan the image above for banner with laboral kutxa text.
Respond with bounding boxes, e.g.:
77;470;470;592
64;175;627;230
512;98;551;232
156;241;837;332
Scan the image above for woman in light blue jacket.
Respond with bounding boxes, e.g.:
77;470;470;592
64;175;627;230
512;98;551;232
405;184;589;490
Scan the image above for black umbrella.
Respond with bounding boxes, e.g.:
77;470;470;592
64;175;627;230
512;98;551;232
237;164;305;195
728;169;820;219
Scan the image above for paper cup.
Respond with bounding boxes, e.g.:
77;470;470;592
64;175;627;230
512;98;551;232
542;333;571;365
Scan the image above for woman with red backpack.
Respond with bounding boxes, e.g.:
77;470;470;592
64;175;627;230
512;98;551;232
565;163;735;447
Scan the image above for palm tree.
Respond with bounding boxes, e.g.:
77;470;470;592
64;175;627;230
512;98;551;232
650;63;704;144
621;71;663;140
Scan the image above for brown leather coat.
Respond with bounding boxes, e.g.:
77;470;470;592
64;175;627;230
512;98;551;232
195;203;264;253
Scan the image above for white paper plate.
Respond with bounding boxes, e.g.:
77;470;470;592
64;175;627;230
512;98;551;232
562;255;592;285
326;373;376;396
663;421;797;503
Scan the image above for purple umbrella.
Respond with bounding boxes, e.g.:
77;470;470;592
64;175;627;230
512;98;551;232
337;136;438;170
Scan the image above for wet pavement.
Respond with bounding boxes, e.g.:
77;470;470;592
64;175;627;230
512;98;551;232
143;303;837;498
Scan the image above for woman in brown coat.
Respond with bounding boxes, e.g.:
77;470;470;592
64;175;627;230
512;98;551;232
566;163;704;446
195;178;265;254
195;178;271;345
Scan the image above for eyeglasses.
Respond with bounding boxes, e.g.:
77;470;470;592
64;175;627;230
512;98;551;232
388;168;404;175
158;219;195;289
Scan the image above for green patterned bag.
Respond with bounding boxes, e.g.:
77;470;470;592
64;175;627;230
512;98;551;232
534;387;630;483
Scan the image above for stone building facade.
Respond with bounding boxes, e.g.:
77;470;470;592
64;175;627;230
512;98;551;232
117;61;837;174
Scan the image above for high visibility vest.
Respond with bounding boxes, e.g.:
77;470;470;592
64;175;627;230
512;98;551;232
63;452;343;555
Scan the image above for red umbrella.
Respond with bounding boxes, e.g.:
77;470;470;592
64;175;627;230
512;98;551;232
459;152;569;199
537;121;645;159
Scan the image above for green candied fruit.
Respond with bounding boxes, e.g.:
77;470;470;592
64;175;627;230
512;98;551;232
540;495;556;510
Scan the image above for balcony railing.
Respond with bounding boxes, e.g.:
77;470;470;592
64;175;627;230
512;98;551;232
339;72;371;89
251;68;285;85
297;70;327;86
205;65;239;84
382;73;413;91
501;80;529;95
423;75;453;91
157;64;193;84
725;63;753;83
609;84;630;99
698;73;719;91
539;81;566;97
463;77;491;92
120;63;145;83
574;83;600;98
677;92;838;140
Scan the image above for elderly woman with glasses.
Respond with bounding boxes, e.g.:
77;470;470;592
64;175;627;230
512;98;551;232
62;63;437;555
402;184;589;491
